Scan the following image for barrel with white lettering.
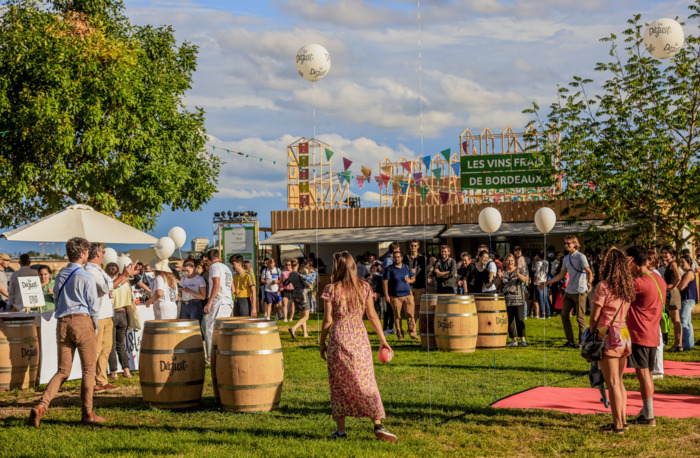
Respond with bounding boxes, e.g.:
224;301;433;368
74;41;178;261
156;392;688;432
139;319;205;409
419;294;438;350
434;295;478;353
216;319;284;412
474;294;508;350
212;317;255;404
0;318;39;390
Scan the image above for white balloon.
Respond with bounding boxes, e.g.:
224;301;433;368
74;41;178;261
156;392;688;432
154;236;175;260
644;18;685;59
168;226;187;249
534;207;557;234
478;207;502;234
103;247;118;265
295;44;331;82
117;255;132;273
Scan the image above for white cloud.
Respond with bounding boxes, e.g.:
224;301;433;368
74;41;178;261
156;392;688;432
361;191;382;203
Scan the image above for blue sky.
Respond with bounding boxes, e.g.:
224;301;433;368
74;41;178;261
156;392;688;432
0;0;689;256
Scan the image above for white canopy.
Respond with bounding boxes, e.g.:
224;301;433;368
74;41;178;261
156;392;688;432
1;204;159;244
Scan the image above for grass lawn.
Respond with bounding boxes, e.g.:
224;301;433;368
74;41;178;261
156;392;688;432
1;314;699;456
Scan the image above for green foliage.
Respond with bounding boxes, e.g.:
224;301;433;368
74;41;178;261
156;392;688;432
0;0;220;230
525;2;700;247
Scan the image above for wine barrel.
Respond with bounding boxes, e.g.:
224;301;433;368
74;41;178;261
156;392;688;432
0;318;39;390
419;294;439;350
216;319;283;412
435;295;478;353
212;317;254;404
139;319;205;409
474;294;508;350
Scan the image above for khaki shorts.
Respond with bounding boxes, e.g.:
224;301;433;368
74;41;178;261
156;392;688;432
667;288;681;312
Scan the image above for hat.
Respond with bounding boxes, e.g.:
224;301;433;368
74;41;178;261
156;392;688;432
149;259;172;273
0;254;10;261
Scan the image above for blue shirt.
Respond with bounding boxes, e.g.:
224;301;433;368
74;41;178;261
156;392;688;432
382;263;414;297
301;269;317;289
54;263;100;331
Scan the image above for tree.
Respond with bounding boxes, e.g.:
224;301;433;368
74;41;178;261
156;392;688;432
525;1;700;248
0;0;220;230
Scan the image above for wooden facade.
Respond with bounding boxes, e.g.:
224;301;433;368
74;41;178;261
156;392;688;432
271;200;590;232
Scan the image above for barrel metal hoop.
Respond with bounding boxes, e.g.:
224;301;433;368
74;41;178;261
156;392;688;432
476;310;507;314
144;329;200;335
218;330;278;336
145;320;199;328
217;348;283;356
0;323;36;327
434;313;477;317
140;379;204;388
435;334;479;339
140;348;204;355
217;381;283;390
219;322;278;330
145;399;201;406
0;366;36;374
478;333;509;336
0;338;38;344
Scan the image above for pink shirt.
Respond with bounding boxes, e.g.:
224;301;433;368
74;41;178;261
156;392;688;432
279;270;294;291
592;280;630;330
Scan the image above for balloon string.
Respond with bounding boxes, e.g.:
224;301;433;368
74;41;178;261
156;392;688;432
313;84;316;140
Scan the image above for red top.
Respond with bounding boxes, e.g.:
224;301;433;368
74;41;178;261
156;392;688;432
627;272;666;347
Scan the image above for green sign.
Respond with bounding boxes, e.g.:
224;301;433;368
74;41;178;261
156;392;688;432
461;153;545;173
461;171;551;190
221;226;257;281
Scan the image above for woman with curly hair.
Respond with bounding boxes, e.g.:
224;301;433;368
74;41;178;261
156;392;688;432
590;247;635;434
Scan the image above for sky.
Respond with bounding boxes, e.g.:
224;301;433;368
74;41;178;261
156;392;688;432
0;0;690;256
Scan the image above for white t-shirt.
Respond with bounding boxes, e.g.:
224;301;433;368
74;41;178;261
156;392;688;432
153;275;178;319
181;274;206;302
482;261;498;292
262;267;281;293
209;262;234;305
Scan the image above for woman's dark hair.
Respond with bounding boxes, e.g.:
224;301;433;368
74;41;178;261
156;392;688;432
478;250;489;259
105;262;119;277
679;255;693;268
38;265;51;276
599;248;635;303
331;251;364;311
661;245;676;257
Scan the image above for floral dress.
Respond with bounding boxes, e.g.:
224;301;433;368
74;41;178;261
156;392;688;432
321;281;385;421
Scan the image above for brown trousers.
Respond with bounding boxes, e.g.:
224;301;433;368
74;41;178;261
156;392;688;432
390;295;416;337
39;315;97;413
562;292;588;344
95;317;113;386
411;288;425;320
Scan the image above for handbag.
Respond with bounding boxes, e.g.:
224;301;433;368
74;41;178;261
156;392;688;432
126;304;141;330
581;300;623;362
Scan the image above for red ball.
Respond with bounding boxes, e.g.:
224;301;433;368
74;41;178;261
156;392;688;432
378;347;393;363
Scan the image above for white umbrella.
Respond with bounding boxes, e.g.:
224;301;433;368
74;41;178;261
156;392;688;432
0;204;158;244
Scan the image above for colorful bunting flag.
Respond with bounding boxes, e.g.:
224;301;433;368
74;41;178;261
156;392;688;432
325;148;334;161
440;148;451;162
587;181;596;191
419;186;429;202
472;145;478;155
380;174;391;187
400;181;409;194
494;193;502;204
413;172;423;186
381;166;393;177
401;161;412;173
422;155;431;171
357;176;365;189
439;191;450;204
343;157;352;171
432;168;442;181
375;176;384;189
362;166;372;178
451;162;460;177
298;142;309;155
461;141;468;154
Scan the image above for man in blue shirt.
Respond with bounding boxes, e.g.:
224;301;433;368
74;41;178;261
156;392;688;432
28;237;103;427
383;248;416;341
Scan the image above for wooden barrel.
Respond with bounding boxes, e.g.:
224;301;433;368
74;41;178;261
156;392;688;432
139;319;205;409
216;319;283;412
212;317;254;404
435;295;478;353
474;294;508;350
0;318;39;390
419;294;439;350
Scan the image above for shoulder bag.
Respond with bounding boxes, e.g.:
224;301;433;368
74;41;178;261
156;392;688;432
581;300;623;362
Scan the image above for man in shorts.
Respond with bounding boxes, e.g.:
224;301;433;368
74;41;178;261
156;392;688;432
260;258;281;319
626;246;665;426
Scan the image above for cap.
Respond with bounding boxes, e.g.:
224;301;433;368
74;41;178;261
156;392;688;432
150;259;172;273
0;253;11;261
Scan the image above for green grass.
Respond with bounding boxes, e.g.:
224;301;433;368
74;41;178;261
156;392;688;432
1;315;699;456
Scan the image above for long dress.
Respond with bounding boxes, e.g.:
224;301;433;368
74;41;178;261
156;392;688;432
321;281;385;421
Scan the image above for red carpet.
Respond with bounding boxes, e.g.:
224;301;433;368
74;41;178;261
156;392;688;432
623;360;700;377
492;387;700;418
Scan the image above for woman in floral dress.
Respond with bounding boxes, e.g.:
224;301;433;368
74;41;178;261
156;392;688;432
320;251;397;442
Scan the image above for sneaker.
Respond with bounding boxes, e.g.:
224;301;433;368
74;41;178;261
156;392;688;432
629;415;657;427
507;340;518;347
328;430;347;439
383;329;391;336
374;426;398;443
560;342;576;348
652;373;664;381
521;341;528;347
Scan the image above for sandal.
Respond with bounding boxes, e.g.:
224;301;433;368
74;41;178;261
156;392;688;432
668;345;683;352
288;328;296;340
601;423;625;434
328;430;347;439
